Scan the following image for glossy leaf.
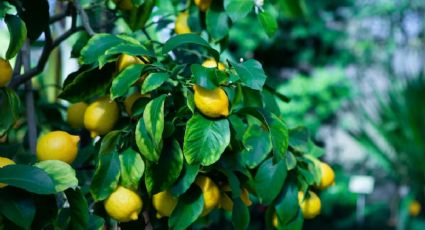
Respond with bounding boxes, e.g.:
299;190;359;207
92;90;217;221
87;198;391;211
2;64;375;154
269;114;289;161
162;34;220;61
145;140;183;194
232;198;250;230
0;88;21;136
206;3;230;41
34;160;78;192
0;165;56;194
59;64;115;103
275;181;302;229
80;33;126;65
110;64;144;100
119;148;145;190
141;72;170;94
191;64;219;90
5;14;27;59
135;118;158;162
254;158;287;204
171;163;199;197
224;0;254;22
183;115;230;166
65;188;89;230
231;59;267;90
144;95;166;152
90;151;120;201
240;124;272;168
0;189;35;230
169;187;204;230
258;11;278;37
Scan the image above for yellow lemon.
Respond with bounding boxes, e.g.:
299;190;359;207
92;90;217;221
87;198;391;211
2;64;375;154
195;175;220;216
84;96;119;138
175;12;191;34
193;84;229;118
36;131;80;164
113;0;133;11
152;190;178;218
104;186;143;222
219;184;252;211
124;92;148;115
67;102;88;129
298;191;321;219
202;58;226;71
194;0;212;11
0;58;12;87
117;54;144;73
409;200;421;216
318;162;335;190
272;213;278;228
0;157;15;188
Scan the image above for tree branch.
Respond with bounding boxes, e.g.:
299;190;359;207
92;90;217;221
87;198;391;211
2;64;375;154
10;25;84;88
74;0;95;36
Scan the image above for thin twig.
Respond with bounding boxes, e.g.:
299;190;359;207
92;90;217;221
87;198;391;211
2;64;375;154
74;0;95;36
22;41;38;155
10;25;83;88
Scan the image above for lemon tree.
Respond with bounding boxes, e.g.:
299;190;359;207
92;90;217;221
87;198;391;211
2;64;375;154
0;0;336;229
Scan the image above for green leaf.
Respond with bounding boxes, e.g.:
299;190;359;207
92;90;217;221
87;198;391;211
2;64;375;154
183;115;230;166
104;43;154;59
4;14;27;59
90;151;120;201
254;158;287;204
144;95;166;153
0;165;56;194
18;0;49;41
119;148;145;190
65;188;89;230
231;59;267;90
269;114;289;161
288;127;313;153
162;34;220;61
171;163;199;197
206;3;230;41
59;64;115;103
145;140;183;194
0;189;35;230
169;187;204;230
88;214;105;230
34;160;78;192
80;33;126;65
99;131;121;155
258;11;278;37
0;88;21;136
191;64;219;90
224;0;254;22
279;0;305;18
141;72;170;94
275;181;302;229
135;119;158;162
286;152;297;170
232;198;250;230
240;124;272;168
110;64;144;100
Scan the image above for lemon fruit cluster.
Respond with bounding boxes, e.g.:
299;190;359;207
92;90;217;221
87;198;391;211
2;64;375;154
67;102;88;129
84;96;119;138
36;131;80;164
175;12;191;34
104;186;143;222
193;85;229;118
194;0;212;12
0;58;12;87
195;175;221;216
298;191;321;219
0;157;15;188
318;162;335;190
152;190;178;218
